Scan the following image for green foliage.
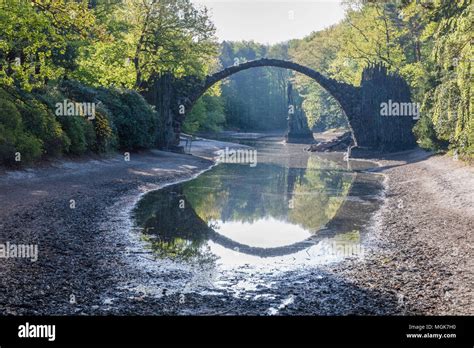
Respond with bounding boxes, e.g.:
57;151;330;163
0;0;97;91
126;0;218;85
0;97;21;129
73;40;136;89
400;0;472;157
35;81;103;155
13;132;44;164
0;91;43;164
288;26;348;131
45;79;156;152
15;97;69;157
413;114;448;151
95;87;157;150
288;0;472;158
33;82;93;155
0;78;160;166
184;88;225;133
92;111;114;153
301;89;347;131
56;116;90;155
71;0;218;89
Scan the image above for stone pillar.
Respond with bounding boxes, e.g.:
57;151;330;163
356;64;417;151
286;83;314;143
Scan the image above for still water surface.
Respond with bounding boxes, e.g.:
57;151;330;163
132;136;383;280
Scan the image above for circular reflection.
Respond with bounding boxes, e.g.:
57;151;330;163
132;155;361;264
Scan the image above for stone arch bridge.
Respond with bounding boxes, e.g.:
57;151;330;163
144;58;416;152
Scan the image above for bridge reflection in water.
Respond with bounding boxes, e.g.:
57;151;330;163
132;142;383;267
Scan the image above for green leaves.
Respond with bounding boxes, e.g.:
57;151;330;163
0;0;217;90
0;0;220;163
289;26;347;130
108;0;218;88
288;0;472;158
0;0;100;90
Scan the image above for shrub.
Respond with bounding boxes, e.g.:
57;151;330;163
16;99;69;157
0;78;160;166
36;81;116;154
413;114;449;151
14;132;43;163
0;95;43;165
91;110;115;153
96;87;157;150
0;98;22;129
56;116;89;155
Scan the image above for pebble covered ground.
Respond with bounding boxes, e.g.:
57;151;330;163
0;140;472;315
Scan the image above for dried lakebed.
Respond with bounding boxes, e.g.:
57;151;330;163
0;135;471;315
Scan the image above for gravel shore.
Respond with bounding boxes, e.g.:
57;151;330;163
0;139;472;315
0;140;226;315
329;149;474;315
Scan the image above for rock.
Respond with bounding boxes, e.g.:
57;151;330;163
306;132;354;152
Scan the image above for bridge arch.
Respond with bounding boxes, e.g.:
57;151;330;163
184;58;359;139
152;59;416;152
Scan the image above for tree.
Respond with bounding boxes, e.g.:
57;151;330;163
0;0;96;90
289;26;348;130
126;0;217;88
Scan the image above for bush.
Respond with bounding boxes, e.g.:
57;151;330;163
0;95;43;165
15;132;43;163
36;81;117;154
184;94;225;133
413;114;448;151
0;98;22;129
91;110;115;153
35;84;91;155
95;87;157;150
0;79;160;166
0;121;20;165
16;99;69;157
57;116;89;155
55;80;155;151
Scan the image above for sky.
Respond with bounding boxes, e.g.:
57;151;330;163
191;0;346;45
